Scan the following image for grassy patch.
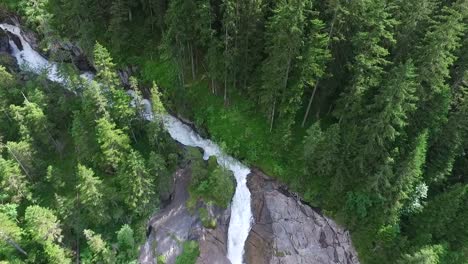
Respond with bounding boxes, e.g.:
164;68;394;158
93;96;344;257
198;207;216;229
139;57;305;189
175;241;199;264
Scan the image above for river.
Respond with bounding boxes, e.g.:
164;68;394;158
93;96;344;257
0;22;253;264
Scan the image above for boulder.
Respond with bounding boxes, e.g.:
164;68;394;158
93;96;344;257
245;169;360;264
0;29;10;53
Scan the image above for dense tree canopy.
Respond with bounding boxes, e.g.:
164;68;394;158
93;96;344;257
1;0;468;263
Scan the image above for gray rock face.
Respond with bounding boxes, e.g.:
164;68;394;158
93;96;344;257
139;168;231;264
245;169;360;264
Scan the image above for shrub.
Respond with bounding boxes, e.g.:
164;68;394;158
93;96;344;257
175;241;199;264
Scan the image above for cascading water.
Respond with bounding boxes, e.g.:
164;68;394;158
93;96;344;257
0;23;253;264
161;116;252;264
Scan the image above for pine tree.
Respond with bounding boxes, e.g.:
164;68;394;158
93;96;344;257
9;100;56;150
117;150;155;214
398;245;444;264
108;0;131;52
237;0;264;92
392;0;439;60
425;70;468;182
0;157;31;203
259;0;307;132
408;183;468;247
0;211;25;257
358;61;418;175
93;42;119;89
411;1;467;137
116;224;137;262
150;81;165;118
76;164;106;224
303;123;343;207
334;0;395;123
300;10;332;127
93;43;136;126
83;229;116;263
25;205;71;264
95;118;131;171
221;0;239;103
395;131;429;216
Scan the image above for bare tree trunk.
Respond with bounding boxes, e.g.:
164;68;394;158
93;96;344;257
1;143;32;180
301;80;320;127
150;5;154;33
269;99;276;132
0;232;27;256
177;39;185;87
243;35;250;91
270;55;292;132
190;43;196;80
75;185;80;264
224;27;228;104
212;79;215;94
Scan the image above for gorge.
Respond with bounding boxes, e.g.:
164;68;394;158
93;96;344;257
0;16;359;264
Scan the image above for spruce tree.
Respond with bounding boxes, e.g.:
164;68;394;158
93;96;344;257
411;1;467;138
259;0;306;132
334;0;395;123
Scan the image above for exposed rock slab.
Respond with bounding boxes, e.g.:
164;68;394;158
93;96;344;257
139;167;231;264
245;169;360;264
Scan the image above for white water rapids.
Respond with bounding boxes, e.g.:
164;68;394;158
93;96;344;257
0;23;252;264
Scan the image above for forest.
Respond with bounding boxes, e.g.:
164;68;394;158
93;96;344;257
0;0;467;263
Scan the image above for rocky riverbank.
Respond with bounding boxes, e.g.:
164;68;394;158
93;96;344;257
139;165;360;264
139;167;232;264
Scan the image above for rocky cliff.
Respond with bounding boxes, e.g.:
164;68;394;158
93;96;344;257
139;167;231;264
139;166;360;264
245;169;360;264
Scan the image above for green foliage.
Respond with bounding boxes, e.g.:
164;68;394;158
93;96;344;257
187;149;234;208
198;207;216;229
83;229;115;263
118;150;155;214
398;245;445;264
0;157;31;203
6;0;468;263
175;241;199;264
95;118;131;170
259;0;308;133
0;211;23;257
116;224;137;262
24;205;71;264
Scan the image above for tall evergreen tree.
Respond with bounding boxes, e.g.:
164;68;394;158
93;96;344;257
411;1;467;138
76;164;106;224
334;0;395;123
259;0;307;132
117;150;155;215
95;118;131;171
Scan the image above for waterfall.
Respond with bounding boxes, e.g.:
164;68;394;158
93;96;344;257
0;23;253;264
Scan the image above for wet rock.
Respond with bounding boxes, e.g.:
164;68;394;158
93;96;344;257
139;167;231;264
197;205;231;264
245;169;360;264
73;54;93;72
118;66;139;87
0;51;19;72
0;29;10;53
0;8;19;25
7;31;22;50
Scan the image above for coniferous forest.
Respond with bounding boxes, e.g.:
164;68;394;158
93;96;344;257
0;0;467;263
